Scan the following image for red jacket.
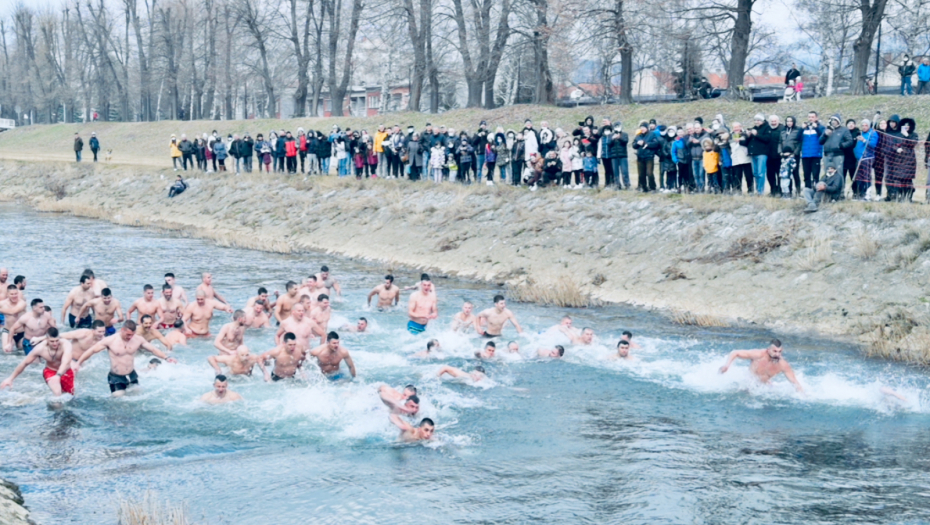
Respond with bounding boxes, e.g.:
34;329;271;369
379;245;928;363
299;135;308;152
285;139;297;157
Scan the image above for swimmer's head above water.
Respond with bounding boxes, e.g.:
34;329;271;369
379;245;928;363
767;339;783;362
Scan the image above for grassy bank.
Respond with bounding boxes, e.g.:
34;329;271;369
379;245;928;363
4;160;930;363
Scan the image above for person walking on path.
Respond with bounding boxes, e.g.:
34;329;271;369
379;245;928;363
74;133;84;162
89;133;100;163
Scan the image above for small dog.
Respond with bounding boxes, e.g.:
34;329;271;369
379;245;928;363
104;149;113;163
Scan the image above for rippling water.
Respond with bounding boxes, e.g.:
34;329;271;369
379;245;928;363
2;205;930;525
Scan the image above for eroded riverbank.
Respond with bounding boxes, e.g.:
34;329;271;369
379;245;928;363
3;160;930;361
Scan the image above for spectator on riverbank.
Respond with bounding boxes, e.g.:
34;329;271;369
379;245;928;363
899;55;916;96
803;165;844;212
168;174;188;198
74;133;83;162
918;58;930;95
169;135;181;170
179;134;193;171
89;132;100;163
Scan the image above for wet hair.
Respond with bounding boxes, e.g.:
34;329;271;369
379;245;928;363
255;299;265;306
493;294;505;303
405;384;417;394
286;281;298;291
149;358;162;365
283;332;297;342
321;265;330;272
618;340;630;347
327;331;339;341
507;341;517;348
47;327;59;338
299;295;311;302
215;374;228;383
102;288;112;297
582;327;593;333
141;314;153;322
44;305;51;312
318;294;329;302
14;276;25;285
407;394;420;404
82;269;95;278
486;341;496;348
307;275;317;282
6;284;15;290
555;345;565;356
233;310;245;320
31;298;43;307
385;275;394;282
92;320;106;329
165;272;175;279
258;287;268;295
123;320;137;331
174;319;184;328
143;284;154;291
419;418;435;427
426;339;439;351
358;317;367;323
162;284;172;291
420;273;430;281
474;366;486;374
770;338;782;348
80;275;90;284
622;331;633;338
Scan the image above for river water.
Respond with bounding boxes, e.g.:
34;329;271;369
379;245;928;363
2;206;930;524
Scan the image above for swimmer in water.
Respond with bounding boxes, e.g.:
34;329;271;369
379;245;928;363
308;331;356;381
553;316;581;341
127;285;165;324
196;272;229;305
0;268;8;302
341;318;368;333
379;384;419;415
275;303;319;350
474;295;522;337
451;301;476;333
620;331;641;349
407;277;437;335
244;300;272;328
260;332;307;381
274;281;301;324
147;358;162;370
367;275;400;309
537;345;565;358
8;298;56;355
389;414;435;442
402;273;438;294
213;310;249;355
164;319;188;347
315;265;342;298
308;295;332;344
412;339;440;359
0;327;74;396
506;341;520;353
718;339;804;393
135;315;174;351
246;287;277;315
164;273;189;305
1;286;28;353
475;341;496;359
209;345;270;380
61;275;96;328
182;290;234;338
78;288;124;336
437;365;486;382
610;340;633;360
157;285;184;329
297;276;324;305
73;320;176;397
200;375;242;404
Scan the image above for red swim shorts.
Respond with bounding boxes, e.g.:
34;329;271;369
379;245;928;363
43;367;75;395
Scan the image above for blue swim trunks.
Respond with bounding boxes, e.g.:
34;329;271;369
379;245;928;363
407;320;426;335
326;372;348;382
105;326;116;336
22;338;33;356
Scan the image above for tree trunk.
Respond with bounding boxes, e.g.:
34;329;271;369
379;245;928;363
851;0;887;94
726;0;753;94
403;0;428;111
223;4;234;119
289;0;312;117
531;0;554;105
614;0;633;104
326;0;362;117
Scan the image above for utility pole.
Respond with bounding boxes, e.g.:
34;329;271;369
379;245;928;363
874;22;882;87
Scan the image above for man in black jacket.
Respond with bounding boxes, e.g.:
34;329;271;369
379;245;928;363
179;134;194;171
748;113;773;194
764;116;784;196
609;123;630;189
803;165;843;212
241;133;255;173
785;63;801;86
632;122;660;192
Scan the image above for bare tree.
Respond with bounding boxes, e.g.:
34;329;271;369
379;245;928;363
448;0;511;108
851;0;889;93
240;0;276;117
325;0;362;117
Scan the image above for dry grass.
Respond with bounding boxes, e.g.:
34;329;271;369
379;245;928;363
506;275;601;308
117;492;192;525
668;308;730;327
795;230;833;271
851;227;880;260
863;311;930;364
686;228;792;264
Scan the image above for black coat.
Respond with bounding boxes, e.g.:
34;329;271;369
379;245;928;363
747;125;773;157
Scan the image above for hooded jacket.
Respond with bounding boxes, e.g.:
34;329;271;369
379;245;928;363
608;130;628;158
817;169;845;201
779;121;801;156
800;121;825;158
819;116;854;157
632;129;660;159
854;127;878;160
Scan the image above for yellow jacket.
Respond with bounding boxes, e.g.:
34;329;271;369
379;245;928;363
169;140;181;158
374;131;389;153
702;150;720;174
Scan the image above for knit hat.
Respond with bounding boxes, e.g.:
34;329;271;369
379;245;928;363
830;114;841;125
754;113;765;122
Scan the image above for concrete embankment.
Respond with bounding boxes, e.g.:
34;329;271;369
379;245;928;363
0;478;36;525
4;160;930;362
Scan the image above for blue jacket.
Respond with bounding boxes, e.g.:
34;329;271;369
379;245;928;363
854;128;879;159
89;137;100;151
800;123;825;158
582;156;598;172
671;138;689;164
919;64;930;82
719;143;733;168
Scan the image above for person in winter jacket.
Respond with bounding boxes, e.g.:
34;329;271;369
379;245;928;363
255;133;272;173
542;150;562;187
511;132;525;186
213;138;228;171
194;138;206;171
747;113;773;194
658;127;677;191
89;132;100;163
241;133;255;173
456;135;474;183
632;121;659;192
296;128;307;173
168;174;188;198
569;138;584;187
671;128;691;192
284;132;298;174
178;134;193;171
687;123;709;191
729;124;752;193
779;116;802;196
702;138;721;193
558;139;574;187
429;143;445;183
841;119;860;186
275;132;287;173
852;119;878;199
374;125;389;177
803;165;844;212
405;133;424;181
582;151;598;187
523;120;540;162
764;116;784;196
715;130;735;192
819;114;854;176
886;116;918;201
74;132;84;162
317;131;332;174
918;58;930;95
493;132;511;184
799;111;825;188
229;134;242;173
169;135;181;170
899;54;916;96
610;123;630;189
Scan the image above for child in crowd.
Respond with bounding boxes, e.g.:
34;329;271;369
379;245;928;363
702;138;721;193
582;151;598;188
367;139;378;178
430;143;445;183
559;140;573;187
571;138;584;187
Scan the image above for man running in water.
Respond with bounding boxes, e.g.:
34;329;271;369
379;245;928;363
61;275;96;328
412;339;440;359
182;290;234;338
246;287;277;316
197;273;229;305
214;310;248;355
136;315;174;351
77;288;124;336
200;375;242;404
82;269;108;297
389;414;435;442
341;318;368;333
309;295;332;343
73;320;175;397
297;276;324;305
59;320;107;363
316;266;342;298
165;320;188;347
274;281;300;324
474;295;522;337
610;340;633;361
367;275;400;309
407;277;437;335
164;273;189;305
718;339;804;392
1;285;26;353
127;285;165;324
308;331;356;381
275;303;318;350
379;384;419;415
208;345;270;380
620;331;641;349
537;345;565;358
0;327;74;396
451;301;476;333
475;342;496;359
158;285;184;329
8;299;56;355
260;332;307;381
437;365;486;383
245;300;272;328
0;268;9;302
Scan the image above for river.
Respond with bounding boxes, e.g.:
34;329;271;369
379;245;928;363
1;206;929;525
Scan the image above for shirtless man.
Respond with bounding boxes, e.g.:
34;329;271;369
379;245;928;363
610;340;633;361
620;331;641;350
244;300;272;328
538;345;565;358
367;275;400;309
260;332;307;381
213;310;248;355
196;273;229;305
474;295;522;337
275;303;318;350
309;332;356;381
475;341;496;359
164;273;189;305
412;339;440;359
136;315;173;351
341;318;368;333
246;287;276;315
315;265;342;297
297;276;324;305
718;339;804;392
407;278;437;335
507;341;520;353
158;285;184;329
59;320;107;363
0;327;74;396
61;275;96;328
1;285;27;353
554;316;581;342
182;290;234;338
82;269;108;297
309;295;332;344
0;268;9;302
274;281;300;324
164;320;188;347
77;288;124;336
73;320;175;397
389;414;435;442
200;375;242;404
437;365;486;383
208;345;270;380
127;285;165;324
379;384;419;415
8;298;56;355
451;302;476;333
